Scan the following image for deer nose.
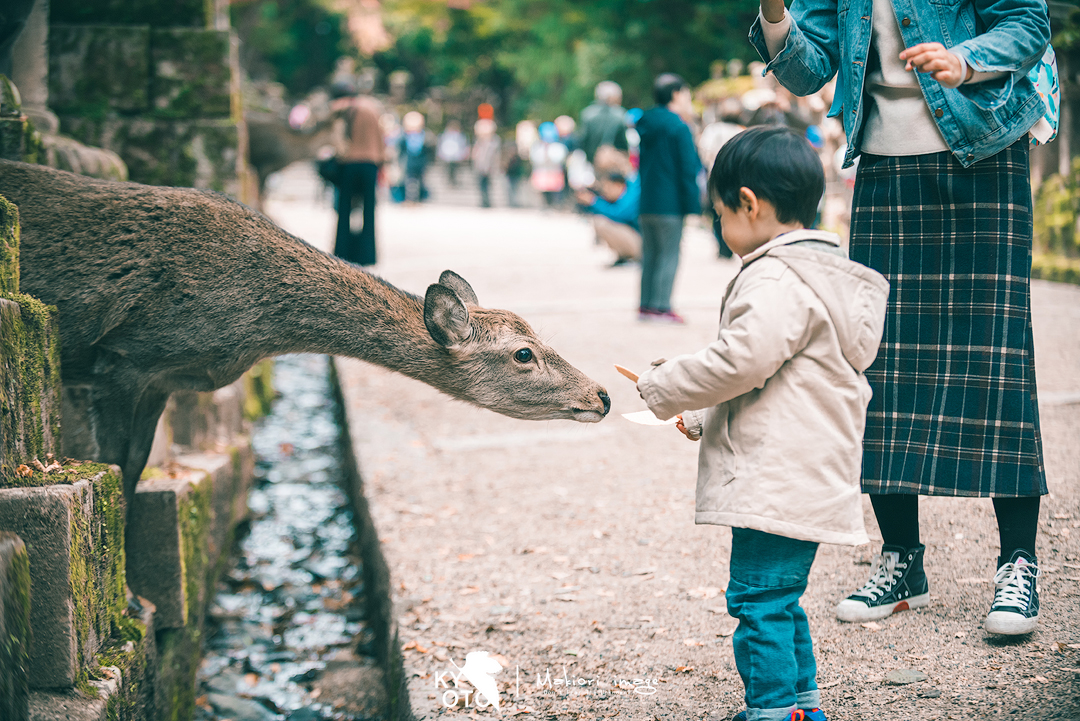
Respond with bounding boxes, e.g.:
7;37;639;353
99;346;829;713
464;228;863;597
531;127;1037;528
598;390;611;416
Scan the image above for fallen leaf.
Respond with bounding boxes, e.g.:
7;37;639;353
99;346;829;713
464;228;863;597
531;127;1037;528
683;638;705;646
244;673;258;686
675;666;694;673
861;622;883;631
460;586;480;595
687;586;722;599
15;465;31;478
509;707;535;716
31;458;47;472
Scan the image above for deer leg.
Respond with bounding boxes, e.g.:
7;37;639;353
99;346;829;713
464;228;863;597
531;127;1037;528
119;387;171;520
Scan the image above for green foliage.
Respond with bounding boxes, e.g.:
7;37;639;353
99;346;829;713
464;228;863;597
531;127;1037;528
1033;162;1080;285
231;0;349;96
376;0;758;121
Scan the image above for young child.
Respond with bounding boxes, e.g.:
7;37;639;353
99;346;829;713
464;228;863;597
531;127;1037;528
636;126;890;721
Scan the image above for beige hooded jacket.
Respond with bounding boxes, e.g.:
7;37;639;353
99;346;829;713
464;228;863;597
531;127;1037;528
638;229;889;546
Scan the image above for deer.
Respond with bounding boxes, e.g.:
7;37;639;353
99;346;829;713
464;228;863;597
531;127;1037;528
0;159;610;533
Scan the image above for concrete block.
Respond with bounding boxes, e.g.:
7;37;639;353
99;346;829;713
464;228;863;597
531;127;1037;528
151;29;234;119
126;468;212;630
169;379;247;453
0;532;31;721
59;116;242;195
0;193;18;294
174;444;253;576
0;295;62;486
28;602;157;721
0;467;126;688
48;25;150;115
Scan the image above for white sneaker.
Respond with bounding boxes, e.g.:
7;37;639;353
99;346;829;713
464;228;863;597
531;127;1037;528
984;550;1040;636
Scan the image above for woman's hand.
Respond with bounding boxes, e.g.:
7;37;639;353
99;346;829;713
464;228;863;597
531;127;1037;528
899;43;972;88
675;415;700;441
761;0;787;24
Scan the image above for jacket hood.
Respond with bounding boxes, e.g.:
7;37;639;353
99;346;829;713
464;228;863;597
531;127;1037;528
755;230;890;373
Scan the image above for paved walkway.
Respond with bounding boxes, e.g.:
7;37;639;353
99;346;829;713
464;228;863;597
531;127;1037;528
265;163;1080;721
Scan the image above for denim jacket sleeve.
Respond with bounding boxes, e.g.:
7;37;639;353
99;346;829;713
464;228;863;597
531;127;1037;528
948;0;1050;111
749;1;841;97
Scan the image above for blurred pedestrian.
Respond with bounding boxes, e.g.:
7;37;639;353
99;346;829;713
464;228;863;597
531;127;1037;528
577;170;641;266
578;80;630;165
437;120;470;186
330;82;384;266
381;114;405;203
399;111;433;203
472;118;501;208
635;73;702;324
531;121;568;208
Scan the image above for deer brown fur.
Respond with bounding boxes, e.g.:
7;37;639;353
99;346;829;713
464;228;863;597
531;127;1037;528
0;160;609;520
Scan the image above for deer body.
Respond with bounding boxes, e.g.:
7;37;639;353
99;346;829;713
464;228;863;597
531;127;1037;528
0;160;609;515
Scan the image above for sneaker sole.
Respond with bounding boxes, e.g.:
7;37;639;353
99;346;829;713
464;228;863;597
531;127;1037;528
984;610;1039;635
836;592;930;623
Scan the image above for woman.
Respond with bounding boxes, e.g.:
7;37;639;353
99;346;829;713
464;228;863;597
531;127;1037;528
753;0;1050;636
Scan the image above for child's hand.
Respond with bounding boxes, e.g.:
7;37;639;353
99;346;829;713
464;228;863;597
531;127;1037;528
675;415;700;441
899;43;970;88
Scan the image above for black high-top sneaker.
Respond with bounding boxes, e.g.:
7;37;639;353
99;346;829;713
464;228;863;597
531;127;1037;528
984;549;1040;635
836;544;930;622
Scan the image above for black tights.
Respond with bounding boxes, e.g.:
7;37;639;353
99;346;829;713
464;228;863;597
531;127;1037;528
870;494;1040;560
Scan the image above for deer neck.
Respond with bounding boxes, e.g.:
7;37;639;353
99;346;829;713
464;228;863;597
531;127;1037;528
264;259;460;390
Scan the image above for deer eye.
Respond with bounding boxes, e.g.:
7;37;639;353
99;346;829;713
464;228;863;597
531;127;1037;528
514;348;533;363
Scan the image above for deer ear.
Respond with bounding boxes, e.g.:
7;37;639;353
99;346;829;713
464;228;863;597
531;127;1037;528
438;270;479;306
424;283;473;348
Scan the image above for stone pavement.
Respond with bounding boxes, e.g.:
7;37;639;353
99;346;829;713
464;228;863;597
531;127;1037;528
264;163;1080;721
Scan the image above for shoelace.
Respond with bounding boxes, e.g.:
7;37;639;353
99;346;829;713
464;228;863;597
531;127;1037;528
854;553;905;600
992;558;1040;609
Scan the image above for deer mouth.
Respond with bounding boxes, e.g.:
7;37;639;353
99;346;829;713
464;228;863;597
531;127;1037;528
568;389;610;423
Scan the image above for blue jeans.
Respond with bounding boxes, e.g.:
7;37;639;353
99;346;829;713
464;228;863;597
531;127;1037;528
726;528;821;721
638;214;683;312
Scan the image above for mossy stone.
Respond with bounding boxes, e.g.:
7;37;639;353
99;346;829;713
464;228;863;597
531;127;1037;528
48;25;150;117
151;29;233;119
0;294;62;486
0;195;18;295
0;532;31;721
59;116;241;195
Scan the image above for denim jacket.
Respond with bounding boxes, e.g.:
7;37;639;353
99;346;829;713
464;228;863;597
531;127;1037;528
749;0;1050;168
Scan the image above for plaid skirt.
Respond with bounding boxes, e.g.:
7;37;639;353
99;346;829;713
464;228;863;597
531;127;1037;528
849;142;1047;498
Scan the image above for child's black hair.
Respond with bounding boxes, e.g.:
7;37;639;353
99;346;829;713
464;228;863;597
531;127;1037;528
708;125;824;229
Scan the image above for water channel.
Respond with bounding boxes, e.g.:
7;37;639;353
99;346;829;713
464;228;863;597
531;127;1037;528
194;354;375;721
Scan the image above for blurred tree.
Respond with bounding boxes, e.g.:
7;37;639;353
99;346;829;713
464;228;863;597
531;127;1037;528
231;0;350;96
377;0;758;121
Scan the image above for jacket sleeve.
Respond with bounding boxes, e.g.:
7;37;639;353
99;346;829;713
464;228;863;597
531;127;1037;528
677;123;702;216
948;0;1050;111
637;269;812;420
589;179;640;226
748;1;841;97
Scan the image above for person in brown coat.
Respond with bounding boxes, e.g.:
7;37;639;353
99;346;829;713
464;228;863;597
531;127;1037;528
331;83;384;266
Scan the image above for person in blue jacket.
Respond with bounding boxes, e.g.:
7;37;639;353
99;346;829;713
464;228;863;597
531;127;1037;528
753;0;1051;654
577;171;641;266
635;73;702;324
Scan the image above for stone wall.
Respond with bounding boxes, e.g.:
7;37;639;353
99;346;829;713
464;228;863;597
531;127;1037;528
46;0;250;199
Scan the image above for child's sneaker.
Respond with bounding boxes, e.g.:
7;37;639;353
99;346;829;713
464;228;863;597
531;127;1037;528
984;550;1040;635
836;544;929;622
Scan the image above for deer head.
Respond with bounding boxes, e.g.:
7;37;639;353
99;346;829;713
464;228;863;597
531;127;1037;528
423;271;610;422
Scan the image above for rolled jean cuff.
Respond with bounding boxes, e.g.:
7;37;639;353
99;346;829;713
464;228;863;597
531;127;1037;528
797;689;820;709
747;705;798;721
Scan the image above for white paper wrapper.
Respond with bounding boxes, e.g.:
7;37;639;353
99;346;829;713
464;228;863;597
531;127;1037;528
621;410;678;426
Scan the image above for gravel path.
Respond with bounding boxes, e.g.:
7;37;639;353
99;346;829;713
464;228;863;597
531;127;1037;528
266;165;1080;721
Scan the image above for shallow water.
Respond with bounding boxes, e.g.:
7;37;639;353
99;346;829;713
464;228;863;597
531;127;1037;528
195;355;369;721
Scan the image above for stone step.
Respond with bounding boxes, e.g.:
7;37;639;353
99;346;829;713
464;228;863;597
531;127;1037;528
28;602;157;721
0;466;126;689
0;532;31;721
0;292;62;484
126;445;253;630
